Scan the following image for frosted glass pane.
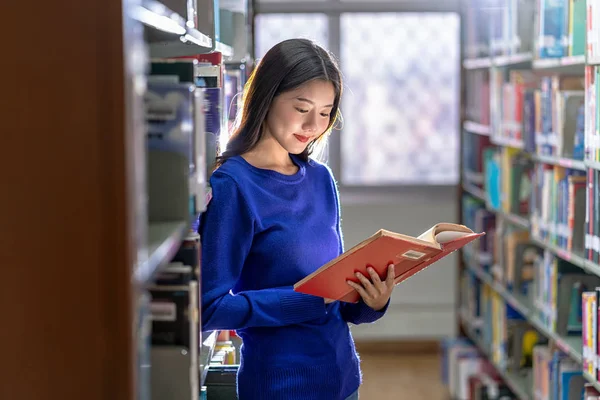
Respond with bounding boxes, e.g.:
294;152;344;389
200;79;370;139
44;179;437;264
340;13;460;185
254;14;329;60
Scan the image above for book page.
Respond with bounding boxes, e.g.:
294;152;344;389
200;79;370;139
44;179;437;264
417;223;474;244
434;231;472;244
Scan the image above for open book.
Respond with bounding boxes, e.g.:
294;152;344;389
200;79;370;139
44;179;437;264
293;223;484;303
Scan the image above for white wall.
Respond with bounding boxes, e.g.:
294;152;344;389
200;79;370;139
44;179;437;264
339;188;459;341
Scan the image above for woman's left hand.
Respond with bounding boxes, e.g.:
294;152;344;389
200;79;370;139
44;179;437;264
347;264;395;311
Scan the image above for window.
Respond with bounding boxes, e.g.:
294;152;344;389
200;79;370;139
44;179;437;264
253;3;461;187
254;14;329;60
340;13;460;185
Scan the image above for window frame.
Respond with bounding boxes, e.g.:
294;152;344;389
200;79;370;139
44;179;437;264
253;0;464;197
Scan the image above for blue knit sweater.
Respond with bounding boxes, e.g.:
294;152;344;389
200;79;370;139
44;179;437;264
199;154;389;400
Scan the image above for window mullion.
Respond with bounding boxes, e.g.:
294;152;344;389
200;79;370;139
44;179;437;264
327;13;342;180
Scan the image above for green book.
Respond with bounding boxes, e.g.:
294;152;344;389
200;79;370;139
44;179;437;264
571;0;586;57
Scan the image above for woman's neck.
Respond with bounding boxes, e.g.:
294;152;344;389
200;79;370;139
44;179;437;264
242;132;298;175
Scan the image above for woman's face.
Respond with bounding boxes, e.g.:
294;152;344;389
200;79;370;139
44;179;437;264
263;79;335;154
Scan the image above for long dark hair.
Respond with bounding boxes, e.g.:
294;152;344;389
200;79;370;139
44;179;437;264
215;38;343;168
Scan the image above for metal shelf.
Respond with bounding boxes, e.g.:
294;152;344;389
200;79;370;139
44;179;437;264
463;53;533;70
463;57;492;69
585;159;600;171
490;136;525;150
531;154;586;171
463;121;491;136
532;55;586;73
462;182;487;202
584;372;600;392
493;209;530;230
493;53;533;67
135;221;189;284
530;236;589;272
132;0;212;50
588;55;600;66
215;41;234;57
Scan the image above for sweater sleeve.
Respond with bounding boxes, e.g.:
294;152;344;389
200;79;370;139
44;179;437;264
199;170;327;332
324;167;390;325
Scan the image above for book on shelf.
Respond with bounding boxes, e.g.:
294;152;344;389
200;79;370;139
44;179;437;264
531;164;586;252
587;0;600;62
147;59;212;224
539;75;585;157
570;0;588;57
462;195;496;267
585;65;596;162
447;341;483;400
463;0;491;59
148;234;201;349
582;291;597;379
483;148;502;210
533;250;600;335
581;287;600;382
504;229;535;292
463;132;492;181
586;170;600;264
441;337;522;400
293;223;484;303
465;69;490;124
501;70;538;144
533;344;585;399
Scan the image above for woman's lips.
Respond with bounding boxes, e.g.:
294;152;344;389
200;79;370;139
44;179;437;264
294;134;310;143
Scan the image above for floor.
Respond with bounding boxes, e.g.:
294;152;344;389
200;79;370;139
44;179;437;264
356;343;449;400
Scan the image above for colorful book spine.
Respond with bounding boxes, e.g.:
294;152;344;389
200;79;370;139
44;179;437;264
539;0;568;58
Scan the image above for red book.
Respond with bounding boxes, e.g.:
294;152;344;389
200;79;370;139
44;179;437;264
294;223;484;303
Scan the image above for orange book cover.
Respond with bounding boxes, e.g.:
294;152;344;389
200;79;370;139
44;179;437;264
294;223;485;303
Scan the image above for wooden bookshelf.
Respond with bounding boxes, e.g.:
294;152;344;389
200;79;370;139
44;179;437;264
0;1;251;399
1;1;135;399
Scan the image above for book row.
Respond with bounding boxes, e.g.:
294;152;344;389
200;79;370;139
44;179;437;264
462;195;600;340
458;269;594;400
441;337;523;399
464;0;587;60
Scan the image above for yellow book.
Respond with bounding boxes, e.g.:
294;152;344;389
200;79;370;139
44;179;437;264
568;0;575;56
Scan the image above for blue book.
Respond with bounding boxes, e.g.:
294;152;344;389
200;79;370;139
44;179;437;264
558;362;584;400
539;0;567;58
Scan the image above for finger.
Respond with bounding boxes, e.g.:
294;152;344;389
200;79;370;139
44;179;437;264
347;280;369;300
366;266;383;288
386;264;395;287
355;272;378;297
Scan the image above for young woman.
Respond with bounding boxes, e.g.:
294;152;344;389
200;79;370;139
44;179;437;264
198;38;395;400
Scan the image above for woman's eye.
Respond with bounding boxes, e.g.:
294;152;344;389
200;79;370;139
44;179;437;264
320;113;330;118
295;108;308;113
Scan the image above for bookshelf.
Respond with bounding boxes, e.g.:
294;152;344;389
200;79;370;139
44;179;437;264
1;0;251;399
456;0;600;398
